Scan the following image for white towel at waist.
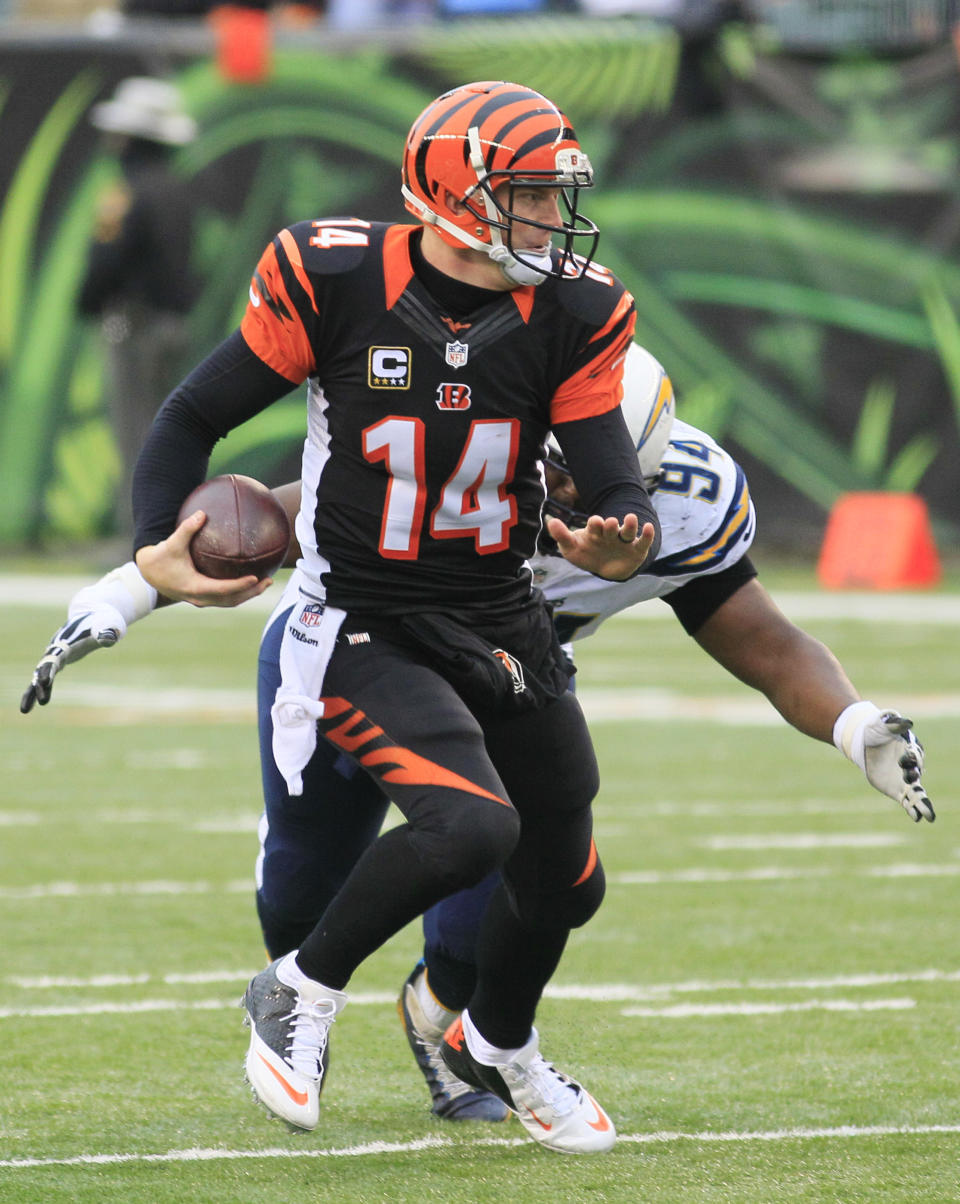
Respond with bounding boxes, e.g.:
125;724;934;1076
270;588;345;795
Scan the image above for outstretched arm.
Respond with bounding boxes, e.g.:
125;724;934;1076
693;577;855;741
693;578;933;822
550;406;661;580
22;481;303;712
545;512;657;580
20;563;158;713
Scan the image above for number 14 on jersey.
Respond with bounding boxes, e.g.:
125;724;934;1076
362;417;520;559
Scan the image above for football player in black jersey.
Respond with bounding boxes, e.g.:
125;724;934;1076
128;81;661;1152
24;353;933;1136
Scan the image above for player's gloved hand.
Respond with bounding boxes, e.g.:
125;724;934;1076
21;608;125;712
20;562;157;714
833;700;934;823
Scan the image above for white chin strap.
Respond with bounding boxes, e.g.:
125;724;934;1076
465;126;552;286
488;242;552;286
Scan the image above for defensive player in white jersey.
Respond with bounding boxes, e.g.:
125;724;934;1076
22;342;933;1129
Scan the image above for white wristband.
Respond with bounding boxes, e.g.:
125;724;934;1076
832;700;881;771
69;561;158;627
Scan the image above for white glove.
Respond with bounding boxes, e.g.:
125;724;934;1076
833;700;934;823
20;562;157;713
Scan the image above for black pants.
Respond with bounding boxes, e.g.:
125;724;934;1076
293;610;604;1047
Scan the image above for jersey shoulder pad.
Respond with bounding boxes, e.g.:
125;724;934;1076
667;417;724;458
552;258;629;327
283;217;385;277
650;419;756;578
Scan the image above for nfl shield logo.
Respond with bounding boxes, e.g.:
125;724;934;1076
445;340;469;369
300;603;324;628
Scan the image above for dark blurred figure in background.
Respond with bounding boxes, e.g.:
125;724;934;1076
78;77;200;539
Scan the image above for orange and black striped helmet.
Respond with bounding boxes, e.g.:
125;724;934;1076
401;81;599;284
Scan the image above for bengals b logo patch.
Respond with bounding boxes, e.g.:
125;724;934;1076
435;382;472;411
493;648;526;696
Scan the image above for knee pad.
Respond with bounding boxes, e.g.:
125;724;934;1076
412;798;521;890
256;889;318;961
509;856;605;931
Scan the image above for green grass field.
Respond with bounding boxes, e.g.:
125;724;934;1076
1;567;958;1203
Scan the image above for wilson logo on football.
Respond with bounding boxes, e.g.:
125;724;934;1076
435;382;472;411
300;603;324;628
493;648;526;696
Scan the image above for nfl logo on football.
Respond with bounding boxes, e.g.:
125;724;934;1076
445;340;468;369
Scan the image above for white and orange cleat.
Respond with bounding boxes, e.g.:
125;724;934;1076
242;952;346;1129
440;1013;615;1154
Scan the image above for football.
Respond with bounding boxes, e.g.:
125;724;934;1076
176;474;291;580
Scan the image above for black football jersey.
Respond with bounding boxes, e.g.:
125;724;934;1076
241;220;636;615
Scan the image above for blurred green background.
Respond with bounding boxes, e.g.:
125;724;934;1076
1;10;959;562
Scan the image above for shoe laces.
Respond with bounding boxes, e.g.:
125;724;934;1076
283;996;338;1080
507;1053;578;1117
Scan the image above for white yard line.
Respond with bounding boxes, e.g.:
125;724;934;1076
5;576;959;622
0;993;917;1022
9;681;960;723
621;997;916;1018
9;968;960;993
576;689;960;723
5;967;960;1004
1;860;958;901
0;998;237;1019
611;863;960;884
700;833;905;850
0;576;288;611
609;592;960;625
0;800;889;829
2;1123;959;1169
0;878;252;900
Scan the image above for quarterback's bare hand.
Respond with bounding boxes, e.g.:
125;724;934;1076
546;513;656;580
834;701;934;823
136;510;269;607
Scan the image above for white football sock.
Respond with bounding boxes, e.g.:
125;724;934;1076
414;966;458;1035
275;951;347;1007
462;1008;536;1066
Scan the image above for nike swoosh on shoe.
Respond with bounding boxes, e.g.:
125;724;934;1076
258;1053;310;1105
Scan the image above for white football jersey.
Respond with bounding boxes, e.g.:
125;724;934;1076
531;418;756;642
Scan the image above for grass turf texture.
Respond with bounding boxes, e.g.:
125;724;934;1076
1;568;958;1202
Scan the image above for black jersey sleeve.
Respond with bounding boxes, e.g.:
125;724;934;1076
663;556;759;635
132;330;296;553
552;406;662;566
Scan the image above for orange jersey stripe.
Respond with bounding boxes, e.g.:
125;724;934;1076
383;225;417;310
240;239;315;383
360;746;510;804
549;292;636;424
511;285;535;324
319;695;511;806
571;837;598;887
278;228;319;314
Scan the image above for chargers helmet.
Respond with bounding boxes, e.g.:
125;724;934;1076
543;343;675;533
401;80;599;287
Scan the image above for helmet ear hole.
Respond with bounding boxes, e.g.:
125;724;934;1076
436;185;463;217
